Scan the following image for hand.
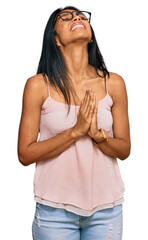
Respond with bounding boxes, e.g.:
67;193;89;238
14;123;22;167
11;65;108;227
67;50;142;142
92;128;109;144
72;88;95;137
87;89;98;138
87;90;109;143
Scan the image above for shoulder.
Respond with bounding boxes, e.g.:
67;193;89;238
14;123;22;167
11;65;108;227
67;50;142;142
25;73;46;89
23;73;47;105
107;72;127;102
107;72;126;88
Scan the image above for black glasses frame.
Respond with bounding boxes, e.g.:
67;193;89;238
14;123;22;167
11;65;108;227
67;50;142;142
56;10;92;23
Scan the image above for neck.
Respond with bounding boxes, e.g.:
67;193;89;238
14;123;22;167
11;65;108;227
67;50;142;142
59;42;91;83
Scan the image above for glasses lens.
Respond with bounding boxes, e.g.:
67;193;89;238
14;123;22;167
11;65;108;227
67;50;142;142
77;11;90;21
60;11;73;20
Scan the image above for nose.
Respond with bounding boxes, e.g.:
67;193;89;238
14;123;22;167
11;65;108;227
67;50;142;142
73;17;81;21
73;12;81;21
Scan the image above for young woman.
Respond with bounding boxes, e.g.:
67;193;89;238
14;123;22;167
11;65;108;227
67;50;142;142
17;6;131;240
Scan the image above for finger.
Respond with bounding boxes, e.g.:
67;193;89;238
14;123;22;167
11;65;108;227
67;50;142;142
85;89;93;114
93;92;97;115
90;94;98;123
80;88;90;111
101;128;108;140
99;128;104;136
86;91;96;118
83;89;92;113
90;90;96;115
89;91;96;117
86;101;94;119
104;130;109;141
101;129;105;138
79;89;88;109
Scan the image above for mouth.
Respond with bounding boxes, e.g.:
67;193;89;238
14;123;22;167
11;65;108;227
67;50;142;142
70;22;86;32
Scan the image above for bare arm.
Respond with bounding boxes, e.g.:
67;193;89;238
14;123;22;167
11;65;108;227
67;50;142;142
17;75;94;166
92;73;131;160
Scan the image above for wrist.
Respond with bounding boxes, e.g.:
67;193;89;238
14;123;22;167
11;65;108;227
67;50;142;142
93;133;105;144
93;128;109;144
70;127;82;139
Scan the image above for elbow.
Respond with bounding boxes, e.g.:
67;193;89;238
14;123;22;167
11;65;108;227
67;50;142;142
119;154;129;161
119;146;131;161
18;152;31;167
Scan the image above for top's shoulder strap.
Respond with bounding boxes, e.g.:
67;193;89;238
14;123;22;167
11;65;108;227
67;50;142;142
44;73;50;97
104;75;108;94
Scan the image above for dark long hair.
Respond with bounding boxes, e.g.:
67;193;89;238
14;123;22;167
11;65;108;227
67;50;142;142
37;6;110;113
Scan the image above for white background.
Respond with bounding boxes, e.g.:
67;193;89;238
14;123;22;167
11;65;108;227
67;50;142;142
0;0;148;239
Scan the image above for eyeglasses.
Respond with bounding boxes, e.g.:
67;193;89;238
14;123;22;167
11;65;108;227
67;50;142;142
56;10;91;23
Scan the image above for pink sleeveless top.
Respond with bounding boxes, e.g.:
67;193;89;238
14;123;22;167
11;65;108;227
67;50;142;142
33;74;125;216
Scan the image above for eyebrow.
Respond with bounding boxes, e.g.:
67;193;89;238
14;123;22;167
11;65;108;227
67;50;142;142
60;10;79;13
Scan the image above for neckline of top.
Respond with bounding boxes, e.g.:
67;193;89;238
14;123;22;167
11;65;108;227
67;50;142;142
42;92;113;108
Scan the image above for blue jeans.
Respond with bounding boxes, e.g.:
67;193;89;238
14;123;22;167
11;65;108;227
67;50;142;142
32;202;123;240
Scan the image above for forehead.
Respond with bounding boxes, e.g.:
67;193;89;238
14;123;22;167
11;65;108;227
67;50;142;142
60;9;79;13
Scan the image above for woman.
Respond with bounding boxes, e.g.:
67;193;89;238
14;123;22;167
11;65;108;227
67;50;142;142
17;6;131;240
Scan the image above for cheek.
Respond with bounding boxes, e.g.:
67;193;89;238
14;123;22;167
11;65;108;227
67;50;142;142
55;24;70;45
87;24;92;39
59;29;69;44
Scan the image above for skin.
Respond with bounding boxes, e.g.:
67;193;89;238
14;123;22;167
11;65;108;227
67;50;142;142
17;9;131;166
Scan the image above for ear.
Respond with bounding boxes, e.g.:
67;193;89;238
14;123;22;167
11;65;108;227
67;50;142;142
55;36;61;47
56;42;61;47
